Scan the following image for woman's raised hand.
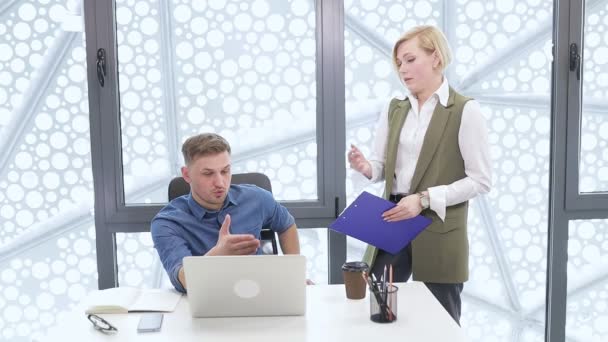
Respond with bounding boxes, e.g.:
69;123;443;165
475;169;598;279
347;144;372;179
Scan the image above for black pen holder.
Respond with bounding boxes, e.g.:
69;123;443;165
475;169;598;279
369;283;398;323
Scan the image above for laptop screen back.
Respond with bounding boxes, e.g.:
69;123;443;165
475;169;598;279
183;255;307;317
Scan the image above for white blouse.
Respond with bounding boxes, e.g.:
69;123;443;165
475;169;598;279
367;78;492;221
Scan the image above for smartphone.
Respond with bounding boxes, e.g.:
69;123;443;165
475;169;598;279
137;313;163;333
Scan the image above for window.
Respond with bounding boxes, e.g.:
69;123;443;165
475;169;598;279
343;1;552;340
114;0;319;204
579;3;608;193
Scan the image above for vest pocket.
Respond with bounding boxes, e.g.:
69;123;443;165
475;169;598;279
424;216;464;234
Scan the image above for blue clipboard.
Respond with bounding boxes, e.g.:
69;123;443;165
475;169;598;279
329;191;432;254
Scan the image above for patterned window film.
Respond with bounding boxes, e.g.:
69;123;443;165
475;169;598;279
1;1;607;341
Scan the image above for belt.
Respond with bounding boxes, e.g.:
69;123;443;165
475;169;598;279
389;193;409;203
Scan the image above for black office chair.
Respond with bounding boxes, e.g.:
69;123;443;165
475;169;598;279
168;172;279;255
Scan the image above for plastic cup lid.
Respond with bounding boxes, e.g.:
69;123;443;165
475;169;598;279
341;261;369;272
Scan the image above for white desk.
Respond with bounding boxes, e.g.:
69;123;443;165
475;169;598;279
44;282;466;341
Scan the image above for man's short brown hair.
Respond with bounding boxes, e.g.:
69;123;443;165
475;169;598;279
181;133;231;165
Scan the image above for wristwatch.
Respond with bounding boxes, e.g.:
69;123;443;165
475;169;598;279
418;192;430;210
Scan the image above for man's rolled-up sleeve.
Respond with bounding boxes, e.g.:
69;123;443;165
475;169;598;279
259;189;294;234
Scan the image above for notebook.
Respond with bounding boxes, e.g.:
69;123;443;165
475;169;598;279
183;255;306;317
329;191;432;254
84;287;181;314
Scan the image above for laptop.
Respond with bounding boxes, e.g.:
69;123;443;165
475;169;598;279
183;255;307;317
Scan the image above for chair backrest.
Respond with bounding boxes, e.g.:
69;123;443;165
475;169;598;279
167;172;278;255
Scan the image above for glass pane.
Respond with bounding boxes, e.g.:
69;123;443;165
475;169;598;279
118;228;328;288
117;233;169;288
297;228;328;284
0;1;95;340
344;1;552;341
566;220;608;341
580;4;608;193
115;0;317;204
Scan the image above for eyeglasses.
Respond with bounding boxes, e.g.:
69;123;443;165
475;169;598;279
87;314;118;334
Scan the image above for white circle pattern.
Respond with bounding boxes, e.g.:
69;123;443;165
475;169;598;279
341;1;605;341
580;5;608;193
2;1;607;341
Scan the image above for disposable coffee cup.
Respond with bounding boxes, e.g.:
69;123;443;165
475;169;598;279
342;261;369;299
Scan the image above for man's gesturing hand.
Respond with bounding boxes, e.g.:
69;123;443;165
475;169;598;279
207;214;260;256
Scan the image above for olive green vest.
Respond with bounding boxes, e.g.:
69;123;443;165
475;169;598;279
362;87;471;283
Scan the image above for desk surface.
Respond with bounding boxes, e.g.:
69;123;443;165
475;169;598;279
44;282;466;342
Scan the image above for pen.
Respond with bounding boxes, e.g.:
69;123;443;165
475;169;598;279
362;272;379;300
383;265;388;303
388;264;394;321
383;265;387;292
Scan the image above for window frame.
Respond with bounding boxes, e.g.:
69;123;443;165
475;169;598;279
83;0;608;340
564;0;608;211
548;1;608;341
84;0;347;289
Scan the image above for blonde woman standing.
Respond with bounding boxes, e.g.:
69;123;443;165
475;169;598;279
348;25;491;324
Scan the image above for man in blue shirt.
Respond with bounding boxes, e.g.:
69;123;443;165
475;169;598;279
151;133;303;293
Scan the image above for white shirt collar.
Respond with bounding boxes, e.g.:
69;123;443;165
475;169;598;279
436;77;449;107
401;77;449;107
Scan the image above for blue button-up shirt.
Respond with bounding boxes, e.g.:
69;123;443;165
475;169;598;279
151;184;295;293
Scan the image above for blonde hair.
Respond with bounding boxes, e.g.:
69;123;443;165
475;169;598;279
181;133;231;165
392;25;452;73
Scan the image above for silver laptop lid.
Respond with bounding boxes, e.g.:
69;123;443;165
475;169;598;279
183;255;307;317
